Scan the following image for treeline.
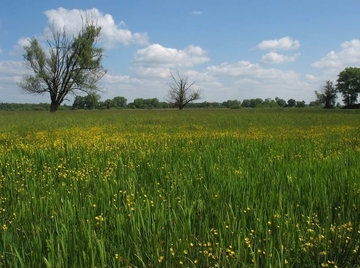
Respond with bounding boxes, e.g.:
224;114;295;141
72;95;326;109
0;96;328;111
0;102;70;111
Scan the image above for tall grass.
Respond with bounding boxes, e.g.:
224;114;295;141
0;109;360;267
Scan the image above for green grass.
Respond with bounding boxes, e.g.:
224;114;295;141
0;109;360;267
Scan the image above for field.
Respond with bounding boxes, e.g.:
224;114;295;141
0;109;360;268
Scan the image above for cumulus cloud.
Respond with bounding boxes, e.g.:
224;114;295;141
101;72;170;101
207;61;258;76
0;60;26;76
44;7;149;48
258;36;300;51
133;67;172;78
203;60;311;100
0;60;39;101
133;44;210;77
207;60;298;80
261;52;299;64
312;39;360;70
11;37;31;55
103;73;144;85
304;74;318;81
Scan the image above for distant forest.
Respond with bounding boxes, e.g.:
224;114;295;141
0;96;336;111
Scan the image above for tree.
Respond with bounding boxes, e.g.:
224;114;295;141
275;97;287;107
222;99;241;109
18;14;106;112
167;71;202;110
315;80;337;109
287;99;296;107
262;98;279;108
250;98;263;108
133;98;144;109
336;67;360;108
103;99;117;109
241;99;251;108
72;95;86;109
113;96;127;108
296;100;306;108
309;100;322;107
84;93;101;110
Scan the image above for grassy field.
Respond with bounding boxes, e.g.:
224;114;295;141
0;109;360;267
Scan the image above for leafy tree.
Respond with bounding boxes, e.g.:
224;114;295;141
149;98;160;109
72;96;86;109
132;98;160;109
315;80;337;109
287;99;296;107
309;101;322;107
167;71;202;110
84;93;101;109
133;98;144;109
241;99;251;108
113;96;127;108
336;67;360;107
250;98;263;108
222;100;241;109
159;101;170;108
103;99;117;109
18;14;106;112
296;100;306;108
262;98;279;108
275;97;287;107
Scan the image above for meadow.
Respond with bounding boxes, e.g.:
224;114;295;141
0;109;360;267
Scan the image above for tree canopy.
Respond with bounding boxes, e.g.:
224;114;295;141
336;67;360;108
315;80;337;109
18;14;106;112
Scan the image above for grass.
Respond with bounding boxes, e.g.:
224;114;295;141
0;109;360;267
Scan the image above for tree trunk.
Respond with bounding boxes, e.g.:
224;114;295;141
50;102;60;112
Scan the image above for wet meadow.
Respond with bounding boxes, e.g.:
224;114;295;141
0;109;360;267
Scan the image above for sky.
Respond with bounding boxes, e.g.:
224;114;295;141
1;0;360;105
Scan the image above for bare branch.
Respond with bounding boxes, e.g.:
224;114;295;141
167;71;202;110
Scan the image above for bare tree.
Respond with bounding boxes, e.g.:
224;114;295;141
167;71;202;110
18;13;106;112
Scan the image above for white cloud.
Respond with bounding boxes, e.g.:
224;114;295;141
101;72;169;101
207;60;298;80
203;60;314;101
11;37;31;55
261;52;299;64
133;67;172;78
304;74;318;81
44;7;149;48
0;60;26;76
133;44;210;77
179;69;222;91
0;60;51;103
103;73;144;85
191;11;203;15
207;61;258;76
0;48;3;54
312;39;360;70
258;36;300;51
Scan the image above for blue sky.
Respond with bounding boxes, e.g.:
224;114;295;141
1;0;360;104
